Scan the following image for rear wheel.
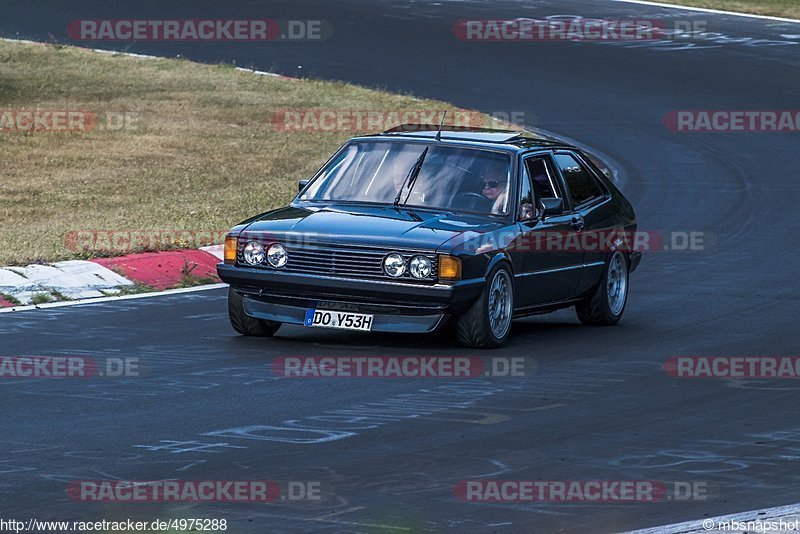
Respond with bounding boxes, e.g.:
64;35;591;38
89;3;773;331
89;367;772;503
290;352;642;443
576;251;629;326
228;287;281;337
456;264;514;348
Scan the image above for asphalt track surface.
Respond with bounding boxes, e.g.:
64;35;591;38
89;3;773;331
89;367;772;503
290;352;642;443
3;1;800;532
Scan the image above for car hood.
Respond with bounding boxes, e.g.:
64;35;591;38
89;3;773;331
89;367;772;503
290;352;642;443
239;204;506;251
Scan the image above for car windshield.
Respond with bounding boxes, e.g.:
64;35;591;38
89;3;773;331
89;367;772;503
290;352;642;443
299;141;512;215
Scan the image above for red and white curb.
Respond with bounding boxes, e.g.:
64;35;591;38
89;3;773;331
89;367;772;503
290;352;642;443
0;246;224;310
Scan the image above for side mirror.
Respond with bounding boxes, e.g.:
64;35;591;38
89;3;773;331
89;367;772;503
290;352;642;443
298;179;310;193
540;197;564;218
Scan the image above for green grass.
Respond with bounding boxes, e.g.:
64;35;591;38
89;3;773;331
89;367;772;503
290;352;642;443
663;0;800;18
29;290;70;304
0;40;512;266
174;261;220;288
116;281;158;296
31;292;53;305
50;289;70;301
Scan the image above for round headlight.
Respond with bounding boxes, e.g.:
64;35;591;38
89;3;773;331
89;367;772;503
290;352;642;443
383;253;406;278
409;255;432;279
243;241;266;265
267;243;288;268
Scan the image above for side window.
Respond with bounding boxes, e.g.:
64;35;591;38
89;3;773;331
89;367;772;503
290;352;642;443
524;156;559;199
554;152;606;207
517;164;534;221
519;155;557;221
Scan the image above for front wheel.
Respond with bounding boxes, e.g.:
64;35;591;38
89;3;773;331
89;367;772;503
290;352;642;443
456;264;514;349
576;251;629;326
228;288;281;337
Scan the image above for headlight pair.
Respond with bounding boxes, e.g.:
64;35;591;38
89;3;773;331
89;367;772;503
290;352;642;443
383;253;433;279
242;241;287;268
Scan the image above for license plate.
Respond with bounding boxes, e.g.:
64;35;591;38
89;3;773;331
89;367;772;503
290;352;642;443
304;309;374;332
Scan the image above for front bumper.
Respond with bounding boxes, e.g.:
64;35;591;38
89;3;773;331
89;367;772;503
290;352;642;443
217;264;485;333
243;297;447;333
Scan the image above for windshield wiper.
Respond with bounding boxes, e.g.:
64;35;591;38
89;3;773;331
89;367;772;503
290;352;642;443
393;146;429;208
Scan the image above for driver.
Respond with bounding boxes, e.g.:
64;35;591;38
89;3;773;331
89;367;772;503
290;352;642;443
481;163;508;215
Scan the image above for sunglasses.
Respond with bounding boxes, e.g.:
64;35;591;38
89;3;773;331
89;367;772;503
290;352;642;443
482;181;501;189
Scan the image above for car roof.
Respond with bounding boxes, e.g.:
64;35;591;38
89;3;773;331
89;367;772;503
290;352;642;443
356;124;576;152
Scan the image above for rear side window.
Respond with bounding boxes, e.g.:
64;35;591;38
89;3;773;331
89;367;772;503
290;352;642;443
554;152;606;207
524;156;560;199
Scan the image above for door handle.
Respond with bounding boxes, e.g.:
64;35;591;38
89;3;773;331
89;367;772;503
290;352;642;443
571;217;585;231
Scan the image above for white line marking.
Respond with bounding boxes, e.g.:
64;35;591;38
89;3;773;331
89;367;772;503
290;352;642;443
234;66;289;78
610;0;800;24
91;48;160;59
0;284;228;314
311;506;366;520
625;502;800;533
0;37;46;45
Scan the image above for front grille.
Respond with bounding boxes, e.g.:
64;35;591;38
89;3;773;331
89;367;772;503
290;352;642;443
237;241;438;282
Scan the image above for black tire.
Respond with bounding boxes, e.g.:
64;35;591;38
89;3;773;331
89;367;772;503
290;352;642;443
227;287;281;337
456;263;514;349
436;315;458;338
576;251;629;326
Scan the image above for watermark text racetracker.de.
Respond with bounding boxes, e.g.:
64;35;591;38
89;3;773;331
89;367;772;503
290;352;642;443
453;18;710;41
665;110;800;132
465;229;711;254
0;356;139;378
666;356;800;378
272;356;531;378
67;19;333;41
64;229;228;253
270;109;526;132
454;480;712;502
0;110;139;133
67;480;325;502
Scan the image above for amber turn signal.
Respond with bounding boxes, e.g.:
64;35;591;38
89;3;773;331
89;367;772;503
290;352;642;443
224;235;238;264
438;255;462;280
